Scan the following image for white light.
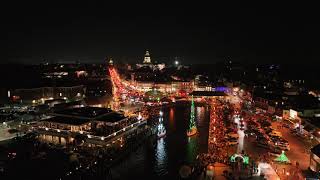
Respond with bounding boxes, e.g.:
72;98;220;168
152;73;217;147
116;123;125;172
122;128;126;131
7;90;10;98
137;112;142;120
59;93;62;97
159;110;163;116
63;97;67;100
101;137;105;140
113;133;116;136
57;129;61;132
87;135;92;138
175;60;179;65
79;131;83;134
45;128;49;131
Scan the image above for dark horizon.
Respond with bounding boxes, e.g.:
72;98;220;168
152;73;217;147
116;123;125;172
3;4;320;65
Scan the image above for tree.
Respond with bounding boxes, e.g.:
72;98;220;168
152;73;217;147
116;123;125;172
189;95;196;131
274;151;289;163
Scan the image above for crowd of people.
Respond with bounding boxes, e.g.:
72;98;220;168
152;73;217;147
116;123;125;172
198;99;230;168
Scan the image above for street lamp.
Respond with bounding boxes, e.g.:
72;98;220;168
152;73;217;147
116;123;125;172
175;60;179;66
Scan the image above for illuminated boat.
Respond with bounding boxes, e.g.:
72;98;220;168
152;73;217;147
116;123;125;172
158;111;166;138
187;127;197;137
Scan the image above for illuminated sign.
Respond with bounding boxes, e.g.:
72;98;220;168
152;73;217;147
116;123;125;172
289;109;298;119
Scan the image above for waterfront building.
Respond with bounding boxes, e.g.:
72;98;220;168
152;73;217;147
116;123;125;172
36;106;133;145
132;80;194;94
11;85;85;104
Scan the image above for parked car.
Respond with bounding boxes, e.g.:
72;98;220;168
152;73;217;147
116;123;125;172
227;140;238;146
257;142;270;149
282;123;290;128
277;144;290;151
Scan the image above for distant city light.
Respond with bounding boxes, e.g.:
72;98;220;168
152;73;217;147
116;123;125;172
175;60;179;65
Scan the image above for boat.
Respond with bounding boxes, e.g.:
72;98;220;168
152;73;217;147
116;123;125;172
158;128;166;138
157;111;166;138
187;127;197;137
187;95;197;137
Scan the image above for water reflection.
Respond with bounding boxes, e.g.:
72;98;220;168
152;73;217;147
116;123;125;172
196;106;204;125
187;137;198;163
111;103;210;179
155;138;168;175
169;108;174;129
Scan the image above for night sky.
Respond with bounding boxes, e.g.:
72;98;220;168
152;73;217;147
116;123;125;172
3;3;320;64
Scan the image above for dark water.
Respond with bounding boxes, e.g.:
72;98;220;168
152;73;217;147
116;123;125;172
110;103;210;179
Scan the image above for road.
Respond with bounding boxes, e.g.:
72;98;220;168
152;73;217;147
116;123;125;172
230;92;307;179
271;121;310;170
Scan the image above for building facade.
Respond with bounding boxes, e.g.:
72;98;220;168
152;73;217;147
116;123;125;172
11;85;85;104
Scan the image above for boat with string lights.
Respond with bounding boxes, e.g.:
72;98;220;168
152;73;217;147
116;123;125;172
157;110;166;138
187;95;197;137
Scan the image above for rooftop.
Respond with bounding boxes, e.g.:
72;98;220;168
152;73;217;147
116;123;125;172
189;91;227;97
311;144;320;157
53;107;112;119
95;112;126;123
288;95;320;110
253;91;283;101
43;116;91;125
